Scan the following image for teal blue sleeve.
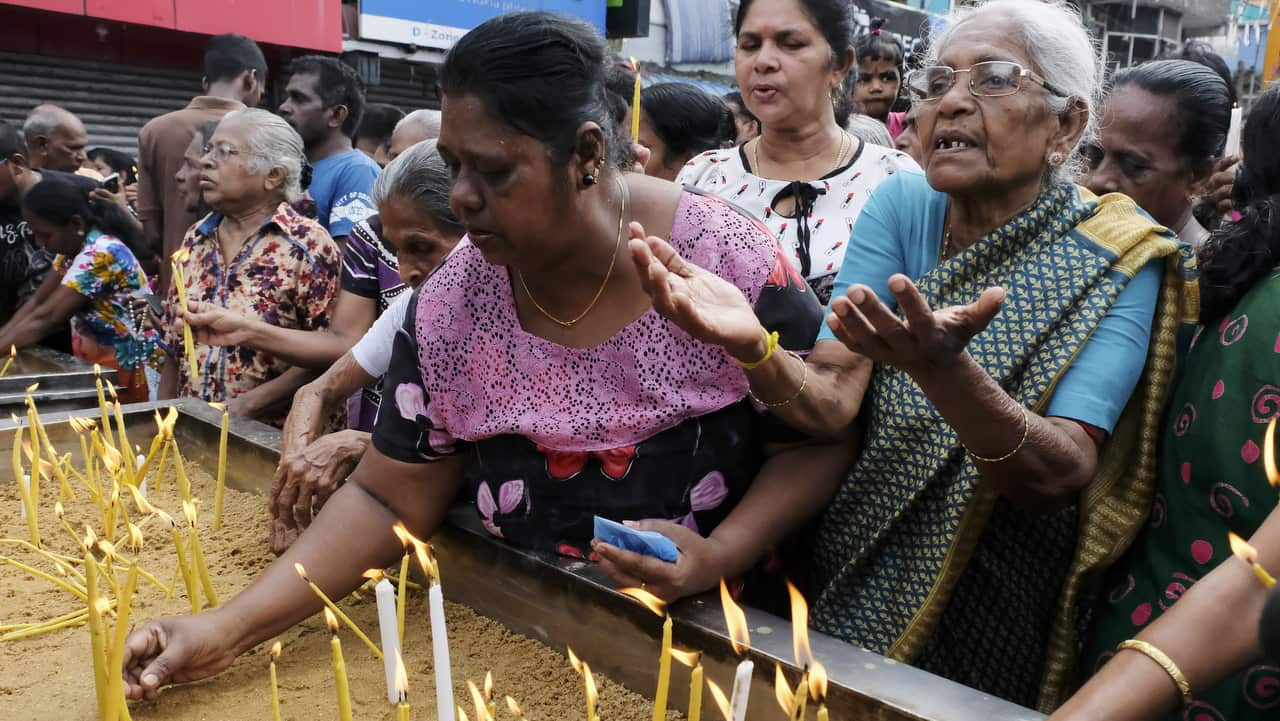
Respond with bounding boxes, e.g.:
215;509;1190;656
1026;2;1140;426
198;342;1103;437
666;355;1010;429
1044;260;1163;432
817;170;941;342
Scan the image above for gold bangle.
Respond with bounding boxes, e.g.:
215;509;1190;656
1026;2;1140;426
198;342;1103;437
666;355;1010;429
963;405;1030;463
748;351;807;408
1117;640;1193;708
734;328;779;370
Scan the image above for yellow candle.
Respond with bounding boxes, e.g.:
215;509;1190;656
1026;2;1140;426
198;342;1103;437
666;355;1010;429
294;563;384;660
85;553;111;720
790;673;809;721
106;564;140;721
325;609;355;721
212;403;229;531
162;512;200;614
134;431;163;490
1230;532;1278;589
109;396;135;483
398;700;411;721
688;662;704;721
395;650;411;721
171;253;200;389
653;614;672;721
183;501;219;607
12;424;40;546
269;642;283;721
170;437;192;502
94;367;116;450
817;705;829;721
630;56;641;143
0;344;14;376
396;551;410;645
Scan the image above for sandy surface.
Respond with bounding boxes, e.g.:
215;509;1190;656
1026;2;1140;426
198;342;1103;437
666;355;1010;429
1;439;670;721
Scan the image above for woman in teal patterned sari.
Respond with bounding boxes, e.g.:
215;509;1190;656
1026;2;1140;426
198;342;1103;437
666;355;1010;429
1051;81;1280;721
602;0;1195;713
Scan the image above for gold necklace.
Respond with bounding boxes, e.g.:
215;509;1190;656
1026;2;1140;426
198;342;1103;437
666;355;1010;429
517;175;627;328
752;130;850;179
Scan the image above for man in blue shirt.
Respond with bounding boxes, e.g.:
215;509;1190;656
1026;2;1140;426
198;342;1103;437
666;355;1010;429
278;56;379;245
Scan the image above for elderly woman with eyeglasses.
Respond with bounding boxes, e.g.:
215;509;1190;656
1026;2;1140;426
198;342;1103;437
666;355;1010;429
159;108;340;426
617;0;1196;711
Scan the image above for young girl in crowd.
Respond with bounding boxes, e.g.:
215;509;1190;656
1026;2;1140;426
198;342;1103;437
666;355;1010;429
0;172;160;401
634;83;737;181
851;19;907;138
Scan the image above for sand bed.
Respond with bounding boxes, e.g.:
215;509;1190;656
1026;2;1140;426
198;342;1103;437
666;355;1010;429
1;445;669;720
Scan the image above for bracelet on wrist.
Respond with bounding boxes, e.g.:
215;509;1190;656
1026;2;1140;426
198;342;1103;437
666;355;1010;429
1117;639;1193;708
963;405;1030;464
734;327;779;370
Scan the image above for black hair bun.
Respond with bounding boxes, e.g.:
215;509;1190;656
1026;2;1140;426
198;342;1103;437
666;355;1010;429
870;17;887;32
300;160;313;191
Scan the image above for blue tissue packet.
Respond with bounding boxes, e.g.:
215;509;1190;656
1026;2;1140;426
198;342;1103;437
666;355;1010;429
593;516;679;563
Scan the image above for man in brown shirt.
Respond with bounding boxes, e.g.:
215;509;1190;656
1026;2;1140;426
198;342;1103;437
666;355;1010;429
137;33;266;291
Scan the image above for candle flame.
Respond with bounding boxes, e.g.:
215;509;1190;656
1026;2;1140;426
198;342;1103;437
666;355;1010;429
323;606;339;633
98;539;118;560
25;382;38;393
94;597;111;614
774;664;795;714
294;562;309;581
1230;532;1259;564
468;679;489;721
208;401;227;412
154;508;176;527
395;650;410;700
706;679;732;720
270;641;282;661
1266;418;1279;488
99;443;123;473
160;407;179;437
94;363;102;377
127;484;155;515
505;696;525;718
172;247;191;263
457;708;470;721
182;499;198;527
618;586;667;617
7;344;13;357
82;525;98;550
69;416;97;433
361;568;384;581
669;648;701;668
567;646;584;675
106;382;118;400
720;578;751;655
787;580;814;668
392;521;438;582
9;413;19;424
583;660;599;712
21;440;33;462
809;660;829;702
484;670;494;701
54;501;65;518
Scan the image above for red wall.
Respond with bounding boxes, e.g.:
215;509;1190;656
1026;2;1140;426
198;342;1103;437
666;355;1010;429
0;0;341;52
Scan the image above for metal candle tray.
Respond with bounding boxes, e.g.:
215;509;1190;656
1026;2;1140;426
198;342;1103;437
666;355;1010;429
0;400;1044;721
0;346;119;417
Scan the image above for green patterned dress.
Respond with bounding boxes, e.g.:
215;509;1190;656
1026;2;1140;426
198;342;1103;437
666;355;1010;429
1083;273;1280;720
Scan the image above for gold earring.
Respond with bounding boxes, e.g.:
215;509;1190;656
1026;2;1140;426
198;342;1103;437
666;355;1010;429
1049;152;1064;166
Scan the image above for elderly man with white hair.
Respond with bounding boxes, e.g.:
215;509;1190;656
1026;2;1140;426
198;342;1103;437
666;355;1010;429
159;108;340;428
386;108;440;162
614;0;1196;711
23;104;90;175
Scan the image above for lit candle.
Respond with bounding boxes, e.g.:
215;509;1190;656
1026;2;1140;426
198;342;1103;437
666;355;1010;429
293;563;384;660
375;575;403;703
654;613;673;721
12;425;39;546
568;648;600;721
108;389;134;482
811;662;830;721
505;696;528;721
1225;104;1243;158
787;581;813;721
183;501;218;607
325;608;355;721
1265;417;1279;490
170;436;192;503
467;679;489;721
630;57;642;144
484;672;495;720
210;402;229;531
396;523;454;721
670;649;703;721
396;651;411;721
720;579;753;721
397;550;410;645
93;366;116;450
269;642;283;721
706;679;730;721
0;344;14;377
790;672;809;721
1230;532;1277;588
134;416;164;491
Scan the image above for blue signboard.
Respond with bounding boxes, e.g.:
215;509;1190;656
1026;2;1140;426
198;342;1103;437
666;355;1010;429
360;0;606;50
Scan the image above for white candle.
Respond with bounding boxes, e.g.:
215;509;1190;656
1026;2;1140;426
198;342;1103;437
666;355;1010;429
19;474;30;519
376;578;403;704
137;454;148;500
1225;105;1243;158
729;659;753;721
430;583;454;721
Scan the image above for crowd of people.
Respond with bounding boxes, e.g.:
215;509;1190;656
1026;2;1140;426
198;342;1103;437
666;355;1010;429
0;0;1273;718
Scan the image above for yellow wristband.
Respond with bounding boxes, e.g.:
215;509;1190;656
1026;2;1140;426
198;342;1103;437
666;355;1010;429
734;329;779;370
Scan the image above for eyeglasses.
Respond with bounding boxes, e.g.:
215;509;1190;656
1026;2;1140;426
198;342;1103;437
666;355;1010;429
905;61;1065;102
201;143;244;163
